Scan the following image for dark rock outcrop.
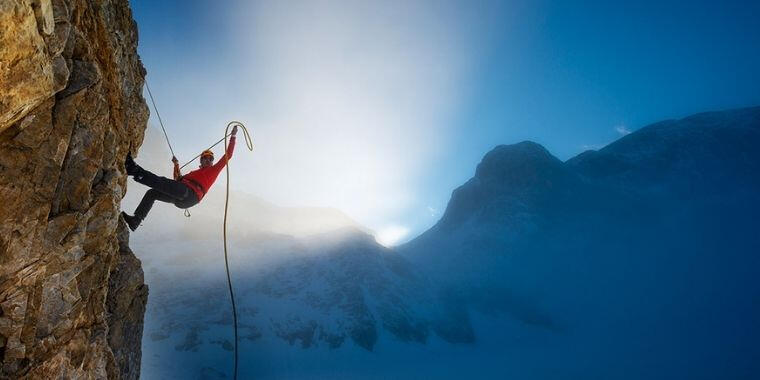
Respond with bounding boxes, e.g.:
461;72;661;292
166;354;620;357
0;0;148;378
438;141;581;232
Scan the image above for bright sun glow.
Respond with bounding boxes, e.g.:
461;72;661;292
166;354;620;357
221;0;481;231
374;225;410;247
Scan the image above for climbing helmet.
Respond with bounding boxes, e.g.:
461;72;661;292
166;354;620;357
200;150;214;160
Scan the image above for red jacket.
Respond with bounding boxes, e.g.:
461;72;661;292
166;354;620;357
174;137;236;201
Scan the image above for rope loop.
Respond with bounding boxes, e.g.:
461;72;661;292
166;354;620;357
178;122;253;170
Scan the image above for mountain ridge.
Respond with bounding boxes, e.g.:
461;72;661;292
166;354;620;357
407;104;760;247
396;104;760;378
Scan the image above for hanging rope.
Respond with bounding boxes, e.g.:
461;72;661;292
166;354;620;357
144;80;175;158
143;81;254;379
222;121;253;380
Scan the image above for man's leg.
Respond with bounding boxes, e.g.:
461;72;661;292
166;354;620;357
127;159;188;199
134;188;174;220
123;189;174;231
125;152;139;175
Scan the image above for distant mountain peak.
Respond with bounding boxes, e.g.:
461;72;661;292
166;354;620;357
481;141;553;161
416;104;760;245
430;141;574;232
475;141;563;184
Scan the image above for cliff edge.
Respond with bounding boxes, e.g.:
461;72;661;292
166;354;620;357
1;0;149;378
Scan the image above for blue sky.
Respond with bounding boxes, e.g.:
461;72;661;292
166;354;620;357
130;0;760;245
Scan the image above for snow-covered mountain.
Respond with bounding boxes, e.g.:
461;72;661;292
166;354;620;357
133;209;458;378
135;106;760;379
400;105;760;378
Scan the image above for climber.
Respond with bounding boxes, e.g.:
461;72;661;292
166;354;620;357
120;125;238;231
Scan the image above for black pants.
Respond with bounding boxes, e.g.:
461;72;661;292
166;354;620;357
132;167;199;220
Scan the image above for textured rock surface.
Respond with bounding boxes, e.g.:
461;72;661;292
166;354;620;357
0;0;149;378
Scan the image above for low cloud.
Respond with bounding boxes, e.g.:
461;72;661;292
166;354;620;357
615;125;632;135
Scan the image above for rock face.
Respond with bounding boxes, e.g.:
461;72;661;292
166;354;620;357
0;0;148;378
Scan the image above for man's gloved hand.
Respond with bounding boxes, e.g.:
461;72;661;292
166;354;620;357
231;125;238;137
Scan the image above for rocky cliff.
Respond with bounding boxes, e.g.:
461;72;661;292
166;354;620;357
1;0;148;378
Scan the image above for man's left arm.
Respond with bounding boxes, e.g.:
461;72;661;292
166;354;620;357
214;126;238;169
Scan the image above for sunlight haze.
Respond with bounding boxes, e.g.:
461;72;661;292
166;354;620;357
131;0;760;244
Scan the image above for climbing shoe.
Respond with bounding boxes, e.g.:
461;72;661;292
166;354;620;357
121;211;141;231
125;152;138;176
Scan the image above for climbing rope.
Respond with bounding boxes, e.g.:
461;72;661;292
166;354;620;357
144;81;248;170
144;80;175;158
143;82;255;379
222;121;253;380
178;133;235;170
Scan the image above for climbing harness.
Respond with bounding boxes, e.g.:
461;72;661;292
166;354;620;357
143;82;254;380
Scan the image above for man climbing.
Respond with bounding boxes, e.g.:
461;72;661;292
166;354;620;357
121;125;238;231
